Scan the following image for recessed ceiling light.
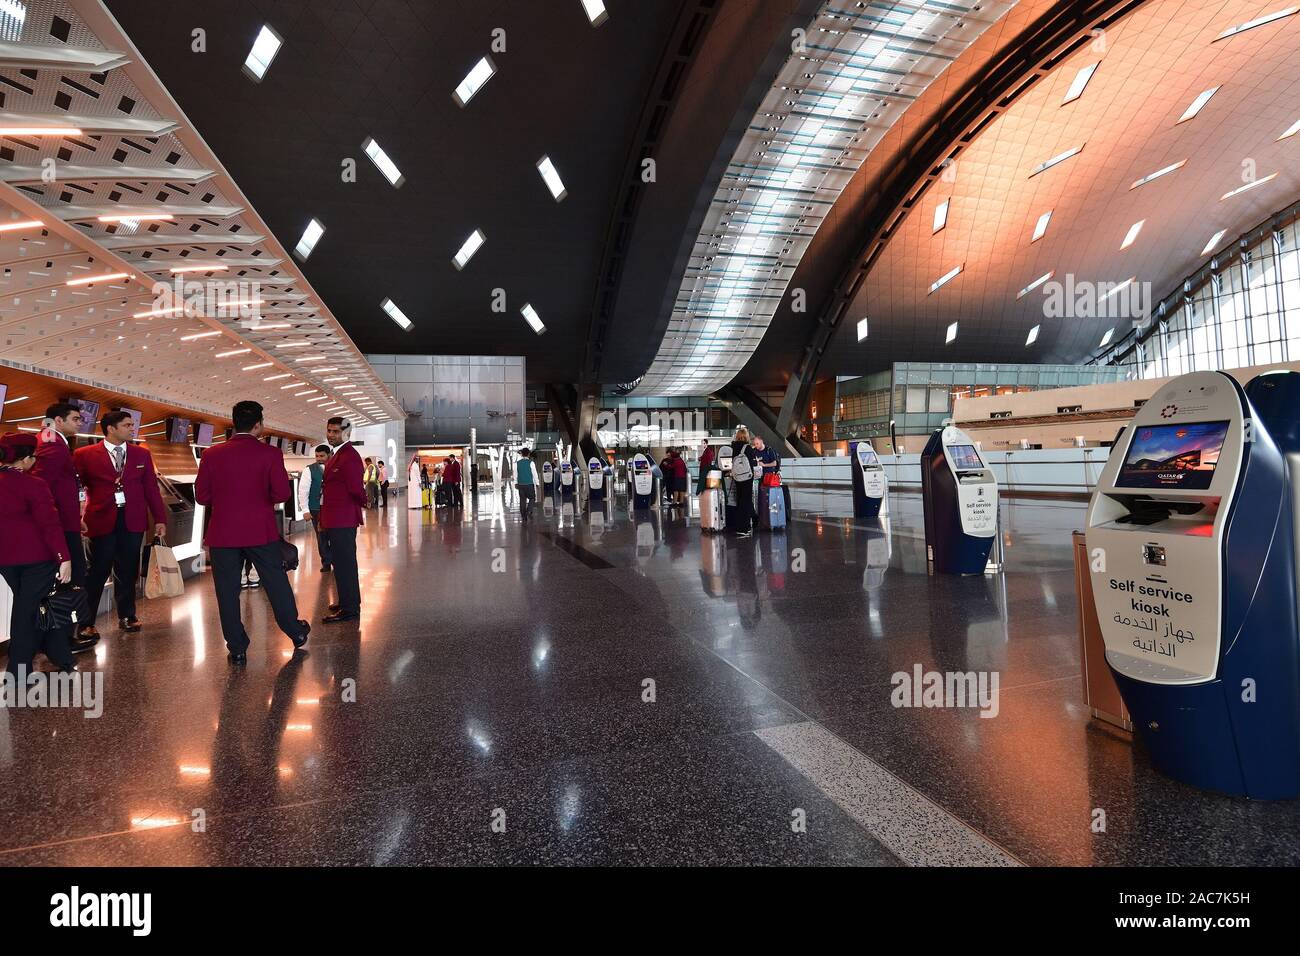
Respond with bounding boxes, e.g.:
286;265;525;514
520;303;547;334
294;390;318;397
581;0;609;26
1062;63;1099;105
1016;271;1055;299
452;229;485;270
1100;277;1136;301
929;264;963;294
1130;159;1186;190
280;382;303;390
1221;172;1278;200
856;317;869;341
1032;210;1052;242
1177;86;1220;124
381;297;412;330
0;219;43;233
264;373;292;381
1215;6;1299;42
66;272;130;286
215;348;252;358
180;330;223;341
296;356;328;363
362;137;404;187
453;56;496;107
945;321;958;344
1025;325;1040;346
294;218;324;260
1201;230;1227;256
537;156;567;202
243;24;283;81
133;306;184;319
242;362;273;371
1028;145;1083;178
932;198;949;233
321;377;349;383
1099;328;1114;347
169;264;228;274
1121;220;1145;250
277;341;312;349
0;126;81;136
1279;118;1300;140
97;213;173;223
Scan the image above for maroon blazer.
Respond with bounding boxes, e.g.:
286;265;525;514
30;429;81;533
73;440;167;538
0;469;70;566
444;458;461;484
194;433;292;548
320;442;366;529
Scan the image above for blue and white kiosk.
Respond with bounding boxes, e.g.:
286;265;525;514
1087;370;1300;798
920;424;998;574
850;439;888;519
558;460;575;499
630;452;657;510
541;460;554;496
587;456;607;504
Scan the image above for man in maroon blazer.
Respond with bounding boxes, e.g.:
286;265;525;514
195;401;309;663
320;415;366;623
74;409;167;637
30;402;95;652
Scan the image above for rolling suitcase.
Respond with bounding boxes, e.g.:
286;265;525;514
700;489;725;533
421;486;432;508
758;474;787;531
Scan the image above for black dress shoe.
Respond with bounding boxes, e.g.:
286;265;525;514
228;650;247;665
119;617;142;633
322;610;360;624
70;635;99;654
291;620;310;649
77;626;100;642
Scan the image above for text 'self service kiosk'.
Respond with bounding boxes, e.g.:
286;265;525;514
849;440;888;519
920;424;998;574
542;461;554;494
630;452;656;509
1087;370;1300;798
559;460;575;498
587;456;607;503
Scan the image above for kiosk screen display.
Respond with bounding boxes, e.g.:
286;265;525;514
1117;421;1229;490
857;447;880;467
633;460;649;472
946;444;983;470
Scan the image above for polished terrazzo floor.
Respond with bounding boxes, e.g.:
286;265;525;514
2;485;1297;866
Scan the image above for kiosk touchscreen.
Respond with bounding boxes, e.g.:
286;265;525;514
559;460;575;498
587;456;606;503
850;440;888;519
920;424;998;574
630;453;656;510
542;461;554;491
1087;370;1300;798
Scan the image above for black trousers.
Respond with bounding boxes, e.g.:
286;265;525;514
209;542;303;654
450;481;463;508
732;480;754;534
325;526;360;614
309;513;332;568
2;561;72;674
380;482;389;508
62;530;86;641
84;509;143;623
518;484;536;520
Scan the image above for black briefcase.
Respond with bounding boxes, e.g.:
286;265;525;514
36;583;88;633
279;536;300;572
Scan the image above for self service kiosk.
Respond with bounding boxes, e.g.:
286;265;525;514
850;440;888;519
920;425;998;574
630;453;657;510
559;460;575;499
587;456;607;503
1087;370;1300;798
542;461;554;494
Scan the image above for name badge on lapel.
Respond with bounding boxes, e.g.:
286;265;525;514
115;490;127;506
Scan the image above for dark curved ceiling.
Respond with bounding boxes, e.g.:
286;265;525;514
105;0;706;383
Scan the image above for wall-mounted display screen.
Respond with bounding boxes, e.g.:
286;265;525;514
70;398;100;427
946;444;983;470
195;422;215;445
1117;421;1229;491
167;417;191;444
0;383;7;409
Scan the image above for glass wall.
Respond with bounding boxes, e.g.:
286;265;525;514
1099;202;1300;379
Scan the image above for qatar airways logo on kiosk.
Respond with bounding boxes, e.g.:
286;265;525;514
147;278;266;325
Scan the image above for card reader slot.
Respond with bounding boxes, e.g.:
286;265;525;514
1114;496;1206;525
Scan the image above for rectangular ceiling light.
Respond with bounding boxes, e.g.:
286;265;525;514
1130;159;1187;190
1121;220;1145;250
280;382;303;390
381;297;412;330
521;303;547;334
0;126;81;136
1062;63;1099;105
452;228;485;270
536;156;567;201
1032;210;1052;242
242;362;273;371
1178;87;1220;124
1025;324;1040;346
243;24;283;81
66;272;130;286
215;348;251;358
362;137;404;187
276;341;312;348
169;264;228;274
581;0;609;26
1279;118;1300;140
322;377;349;383
1201;230;1227;256
932;198;949;233
133;306;184;319
1215;6;1299;41
856;317;869;341
1100;328;1114;347
180;330;223;341
945;321;959;344
295;390;318;397
1016;271;1055;299
1028;145;1083;178
453;56;496;107
294;218;324;260
1221;172;1278;200
929;264;963;294
97;213;173;223
0;219;43;233
264;373;292;381
1100;277;1136;301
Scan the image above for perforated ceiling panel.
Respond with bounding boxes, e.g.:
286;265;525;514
0;0;400;434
